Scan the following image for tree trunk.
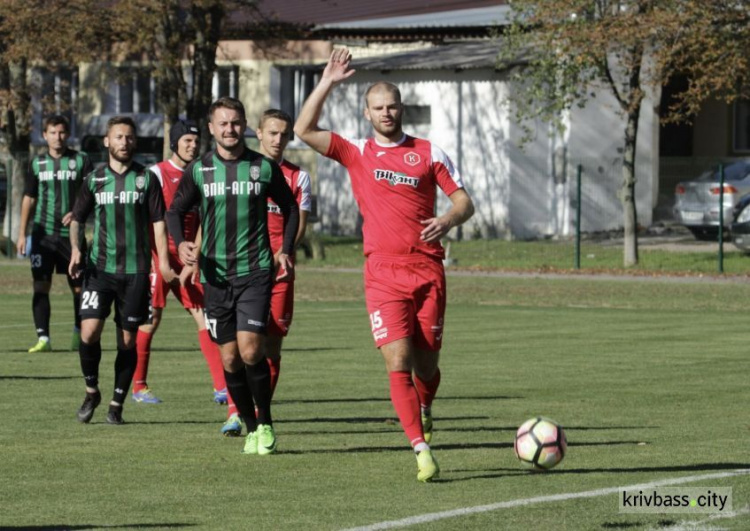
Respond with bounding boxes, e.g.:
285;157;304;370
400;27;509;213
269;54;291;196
621;106;640;267
187;2;223;154
154;0;185;160
1;60;30;250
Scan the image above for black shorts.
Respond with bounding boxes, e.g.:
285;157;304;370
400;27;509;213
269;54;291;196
203;269;273;344
29;229;85;286
79;269;150;331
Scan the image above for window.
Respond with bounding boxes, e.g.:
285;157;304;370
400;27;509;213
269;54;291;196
32;66;79;143
273;66;318;122
403;105;431;126
213;66;239;99
104;67;156;114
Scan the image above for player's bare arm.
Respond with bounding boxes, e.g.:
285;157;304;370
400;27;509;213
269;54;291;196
68;219;83;278
179;225;202;286
419;189;475;243
154;221;177;285
61;212;74;227
16;196;35;256
293;47;356;155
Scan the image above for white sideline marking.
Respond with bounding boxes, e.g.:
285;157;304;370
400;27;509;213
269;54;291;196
649;505;750;531
342;469;750;531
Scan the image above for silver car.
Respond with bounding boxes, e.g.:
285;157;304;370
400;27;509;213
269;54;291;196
673;160;750;240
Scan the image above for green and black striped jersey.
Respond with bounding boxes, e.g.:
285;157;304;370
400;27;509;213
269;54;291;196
167;148;299;284
71;161;165;274
24;149;93;237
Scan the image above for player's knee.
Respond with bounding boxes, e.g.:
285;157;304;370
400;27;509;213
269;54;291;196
33;281;52;294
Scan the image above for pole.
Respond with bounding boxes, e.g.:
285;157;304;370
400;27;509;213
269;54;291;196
575;164;582;269
6;157;11;259
718;163;724;274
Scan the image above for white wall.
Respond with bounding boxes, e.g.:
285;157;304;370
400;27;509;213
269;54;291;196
311;68;656;239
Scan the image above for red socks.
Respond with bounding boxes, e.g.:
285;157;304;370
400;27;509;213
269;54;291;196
133;330;153;393
389;371;425;448
414;368;441;410
268;357;281;398
198;329;226;391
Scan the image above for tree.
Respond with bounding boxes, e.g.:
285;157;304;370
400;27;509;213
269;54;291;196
0;0;111;250
116;0;264;156
502;1;750;266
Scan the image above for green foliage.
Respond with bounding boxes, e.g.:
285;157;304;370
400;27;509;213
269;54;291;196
1;264;750;529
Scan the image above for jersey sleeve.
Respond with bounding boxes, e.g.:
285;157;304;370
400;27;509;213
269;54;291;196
166;162;201;248
431;143;464;197
297;170;313;212
267;161;300;255
147;170;166;222
23;159;38;198
71;177;95;224
325;133;366;168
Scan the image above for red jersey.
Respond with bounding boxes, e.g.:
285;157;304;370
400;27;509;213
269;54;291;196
150;160;199;255
326;133;464;259
267;159;312;254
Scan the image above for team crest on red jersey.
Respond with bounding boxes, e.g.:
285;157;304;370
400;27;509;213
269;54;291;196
403;152;420;166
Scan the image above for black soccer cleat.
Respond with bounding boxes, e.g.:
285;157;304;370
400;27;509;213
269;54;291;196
106;405;124;425
76;390;101;423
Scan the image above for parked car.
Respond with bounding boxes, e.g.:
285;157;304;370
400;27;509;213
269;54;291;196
731;193;750;252
673;160;750;240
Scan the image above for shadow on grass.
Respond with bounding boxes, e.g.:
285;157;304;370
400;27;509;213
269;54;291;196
276;415;489;425
2;525;195;530
0;375;79;381
278;395;521;405
442;462;750;483
279;439;641;455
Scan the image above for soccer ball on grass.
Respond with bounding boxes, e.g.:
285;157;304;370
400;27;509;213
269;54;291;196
514;417;567;470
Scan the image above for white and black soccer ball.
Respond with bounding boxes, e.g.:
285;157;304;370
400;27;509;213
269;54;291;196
514;417;567;470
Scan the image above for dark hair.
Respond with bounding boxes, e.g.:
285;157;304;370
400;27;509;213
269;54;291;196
106;115;137;135
258;109;293;129
209;97;246;122
43;115;70;133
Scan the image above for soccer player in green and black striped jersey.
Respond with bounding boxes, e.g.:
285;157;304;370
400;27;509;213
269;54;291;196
68;116;172;425
17;115;93;353
167;97;299;455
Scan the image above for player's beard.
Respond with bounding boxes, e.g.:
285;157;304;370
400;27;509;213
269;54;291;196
372;116;402;139
109;144;134;164
216;134;242;153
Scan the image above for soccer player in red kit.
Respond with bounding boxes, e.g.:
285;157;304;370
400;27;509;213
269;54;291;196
132;120;239;434
294;48;474;482
255;109;311;399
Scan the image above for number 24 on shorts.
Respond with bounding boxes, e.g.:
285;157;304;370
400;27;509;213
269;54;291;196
81;291;100;309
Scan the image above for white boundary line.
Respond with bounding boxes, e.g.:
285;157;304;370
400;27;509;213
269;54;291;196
342;469;750;531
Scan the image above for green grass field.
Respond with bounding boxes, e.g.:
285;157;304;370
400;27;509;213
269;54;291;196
1;260;749;530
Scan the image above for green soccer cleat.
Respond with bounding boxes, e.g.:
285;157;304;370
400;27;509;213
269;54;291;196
256;424;277;455
422;411;433;444
28;338;51;353
416;449;440;482
241;430;258;455
71;330;81;351
221;414;242;437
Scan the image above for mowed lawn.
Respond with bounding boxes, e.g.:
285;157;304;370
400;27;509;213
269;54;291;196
1;260;749;530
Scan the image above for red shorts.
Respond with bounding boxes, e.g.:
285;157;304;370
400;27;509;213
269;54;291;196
150;253;205;310
363;253;446;351
267;279;295;337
